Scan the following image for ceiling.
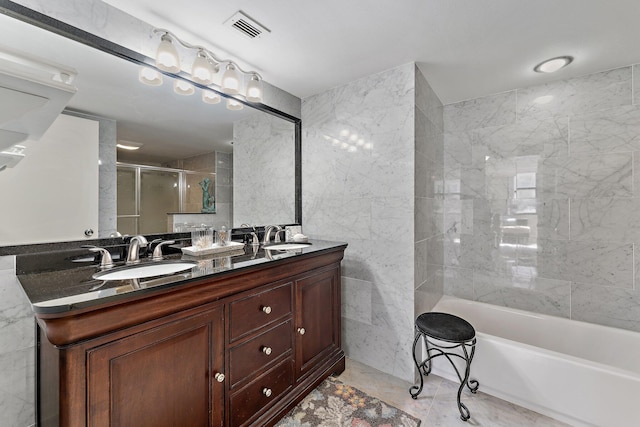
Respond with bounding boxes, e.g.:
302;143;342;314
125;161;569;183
101;0;640;104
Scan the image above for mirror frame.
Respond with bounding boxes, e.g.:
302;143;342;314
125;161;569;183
0;0;302;251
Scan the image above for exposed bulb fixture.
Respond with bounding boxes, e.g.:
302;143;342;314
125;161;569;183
534;56;573;73
221;63;241;94
138;67;163;86
148;28;266;106
226;98;243;110
155;34;180;73
191;50;215;85
245;74;263;103
173;79;195;95
202;89;221;104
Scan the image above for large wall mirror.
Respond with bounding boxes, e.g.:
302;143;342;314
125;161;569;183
0;2;301;248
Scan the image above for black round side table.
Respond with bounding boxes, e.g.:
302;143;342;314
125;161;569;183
409;312;480;421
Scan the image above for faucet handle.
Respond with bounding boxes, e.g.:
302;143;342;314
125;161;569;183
249;232;259;246
152;240;176;261
82;245;114;269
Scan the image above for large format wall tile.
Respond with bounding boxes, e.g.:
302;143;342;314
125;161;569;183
572;283;640;332
442;63;640;331
342;277;373;324
303;63;416;383
571;105;640;154
472;117;569;161
474;271;571;318
444;91;516;133
570;197;640;242
537;153;632;198
416;65;444;131
0;348;34;427
517;67;632;120
443;266;473;299
531;239;633;288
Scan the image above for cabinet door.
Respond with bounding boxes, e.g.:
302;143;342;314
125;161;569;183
295;267;340;379
86;306;224;427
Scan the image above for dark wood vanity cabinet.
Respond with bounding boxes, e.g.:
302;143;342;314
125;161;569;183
36;247;345;427
86;305;225;427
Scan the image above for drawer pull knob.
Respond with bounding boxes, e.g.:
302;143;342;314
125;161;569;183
262;306;272;314
263;387;272;397
262;346;272;355
297;327;306;335
215;373;225;383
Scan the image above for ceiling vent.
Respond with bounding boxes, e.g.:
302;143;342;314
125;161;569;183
225;11;270;39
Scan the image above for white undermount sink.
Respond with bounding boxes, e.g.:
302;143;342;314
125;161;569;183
264;242;311;251
92;261;198;281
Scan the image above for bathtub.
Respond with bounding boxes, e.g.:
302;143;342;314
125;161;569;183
427;296;640;427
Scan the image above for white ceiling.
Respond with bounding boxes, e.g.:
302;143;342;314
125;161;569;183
102;0;640;104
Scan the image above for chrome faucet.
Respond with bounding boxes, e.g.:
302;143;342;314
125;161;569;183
126;235;148;264
263;225;282;245
82;245;114;269
150;239;176;261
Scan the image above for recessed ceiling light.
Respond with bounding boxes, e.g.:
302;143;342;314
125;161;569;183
116;140;143;150
534;56;573;73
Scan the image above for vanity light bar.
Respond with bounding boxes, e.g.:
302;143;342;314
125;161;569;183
146;28;264;109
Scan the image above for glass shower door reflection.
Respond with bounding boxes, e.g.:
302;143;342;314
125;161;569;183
139;169;180;234
117;167;138;235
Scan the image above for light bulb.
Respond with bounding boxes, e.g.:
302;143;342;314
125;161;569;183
226;98;243;110
245;74;263;102
173;79;194;95
155;34;180;73
202;89;221;104
191;51;214;85
138;67;163;86
221;63;241;95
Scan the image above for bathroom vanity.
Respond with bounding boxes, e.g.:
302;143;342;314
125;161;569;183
18;240;346;427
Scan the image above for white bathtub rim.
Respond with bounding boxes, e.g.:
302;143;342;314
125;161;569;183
473;330;640;381
434;295;640;377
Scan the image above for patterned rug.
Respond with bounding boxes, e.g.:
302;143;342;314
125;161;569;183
276;376;421;427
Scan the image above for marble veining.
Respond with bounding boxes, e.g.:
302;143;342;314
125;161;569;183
443;90;517;133
441;61;640;333
472;116;569;161
0;270;34;427
571;105;640;154
571;283;640;331
233;113;295;226
517;66;633;120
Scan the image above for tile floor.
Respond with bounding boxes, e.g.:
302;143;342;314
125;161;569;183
336;358;571;426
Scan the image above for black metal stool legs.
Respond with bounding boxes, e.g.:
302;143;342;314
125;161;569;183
409;331;480;421
409;330;428;398
455;339;479;421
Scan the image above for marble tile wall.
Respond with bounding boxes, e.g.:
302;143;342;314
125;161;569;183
441;64;640;332
414;65;445;315
215;151;233;227
0;256;34;427
302;63;416;382
233;112;295;227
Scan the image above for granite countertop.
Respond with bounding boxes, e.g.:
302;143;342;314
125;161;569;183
17;239;347;315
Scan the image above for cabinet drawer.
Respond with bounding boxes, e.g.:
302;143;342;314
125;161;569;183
229;359;293;427
229;320;292;387
229;282;292;342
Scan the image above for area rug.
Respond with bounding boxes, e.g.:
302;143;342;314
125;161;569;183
276;376;421;427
